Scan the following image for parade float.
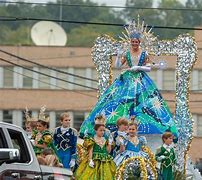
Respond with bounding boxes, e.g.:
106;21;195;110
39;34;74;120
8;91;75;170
78;16;201;179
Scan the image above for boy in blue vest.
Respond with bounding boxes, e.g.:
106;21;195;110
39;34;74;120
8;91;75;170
53;112;77;169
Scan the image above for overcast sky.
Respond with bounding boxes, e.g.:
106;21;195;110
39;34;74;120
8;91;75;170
91;0;187;6
10;0;187;6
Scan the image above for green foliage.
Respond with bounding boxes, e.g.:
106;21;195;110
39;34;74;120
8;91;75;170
0;0;201;46
156;0;188;39
0;25;32;45
67;24;121;47
182;0;202;27
123;0;191;40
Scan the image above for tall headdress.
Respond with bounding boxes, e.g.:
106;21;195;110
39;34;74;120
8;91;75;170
24;107;37;122
129;116;139;126
38;105;50;123
24;107;32;122
95;114;106;125
119;15;158;52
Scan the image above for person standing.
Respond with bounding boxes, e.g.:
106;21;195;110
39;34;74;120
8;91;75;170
156;132;176;180
75;115;116;180
53;112;77;169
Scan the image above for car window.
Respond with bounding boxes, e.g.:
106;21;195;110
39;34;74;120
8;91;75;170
8;128;31;163
0;128;8;148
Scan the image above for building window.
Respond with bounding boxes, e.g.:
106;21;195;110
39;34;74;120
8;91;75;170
73;112;85;131
56;68;68;89
147;70;157;85
23;68;33;88
74;68;86;90
197;115;202;137
198;71;202;90
162;70;175;90
91;69;98;88
3;67;13;88
38;68;50;89
3;110;12;124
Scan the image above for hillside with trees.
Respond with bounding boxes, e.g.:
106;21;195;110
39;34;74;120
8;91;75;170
0;0;201;46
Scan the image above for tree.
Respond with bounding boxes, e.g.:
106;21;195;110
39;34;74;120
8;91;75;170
122;0;189;39
0;0;124;46
157;0;188;39
46;0;107;32
0;25;31;45
182;0;202;27
122;0;162;38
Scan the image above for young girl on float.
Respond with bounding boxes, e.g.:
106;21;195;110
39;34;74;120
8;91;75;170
75;115;116;180
114;116;149;167
32;106;53;156
24;107;38;140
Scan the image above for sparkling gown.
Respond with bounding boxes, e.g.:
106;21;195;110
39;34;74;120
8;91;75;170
114;136;148;167
79;51;178;138
32;130;53;155
75;137;116;180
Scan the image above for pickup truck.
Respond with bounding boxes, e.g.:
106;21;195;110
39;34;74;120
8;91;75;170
0;122;72;180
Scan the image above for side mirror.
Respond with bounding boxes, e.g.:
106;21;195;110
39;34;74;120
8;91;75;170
0;148;20;164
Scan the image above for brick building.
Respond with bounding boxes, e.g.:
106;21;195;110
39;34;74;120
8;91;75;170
0;31;202;162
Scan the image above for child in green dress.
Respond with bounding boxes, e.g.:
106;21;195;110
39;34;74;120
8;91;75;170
75;115;116;180
156;132;176;180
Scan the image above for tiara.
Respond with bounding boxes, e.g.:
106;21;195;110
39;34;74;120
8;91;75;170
119;15;157;51
24;107;37;122
129;116;139;126
95;115;106;125
24;107;32;122
38;105;50;123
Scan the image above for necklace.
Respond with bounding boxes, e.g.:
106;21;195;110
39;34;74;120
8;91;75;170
129;136;139;146
94;135;105;148
130;49;142;65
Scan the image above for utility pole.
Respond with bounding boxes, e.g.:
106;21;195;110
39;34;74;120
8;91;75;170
59;0;63;26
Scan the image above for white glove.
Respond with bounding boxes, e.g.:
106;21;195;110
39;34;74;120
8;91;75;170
158;155;166;161
108;135;113;145
115;56;122;68
89;159;94;168
116;137;124;145
130;66;139;71
139;66;151;72
69;159;75;168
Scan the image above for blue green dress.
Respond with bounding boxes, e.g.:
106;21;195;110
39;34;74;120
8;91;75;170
80;51;177;137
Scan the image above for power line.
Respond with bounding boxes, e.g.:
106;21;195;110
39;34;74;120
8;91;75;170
2;62;202;102
30;54;91;60
0;57;98;90
2;50;202;93
2;49;202;92
1;1;202;12
0;49;98;82
0;16;201;31
3;66;97;98
1;50;202;95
